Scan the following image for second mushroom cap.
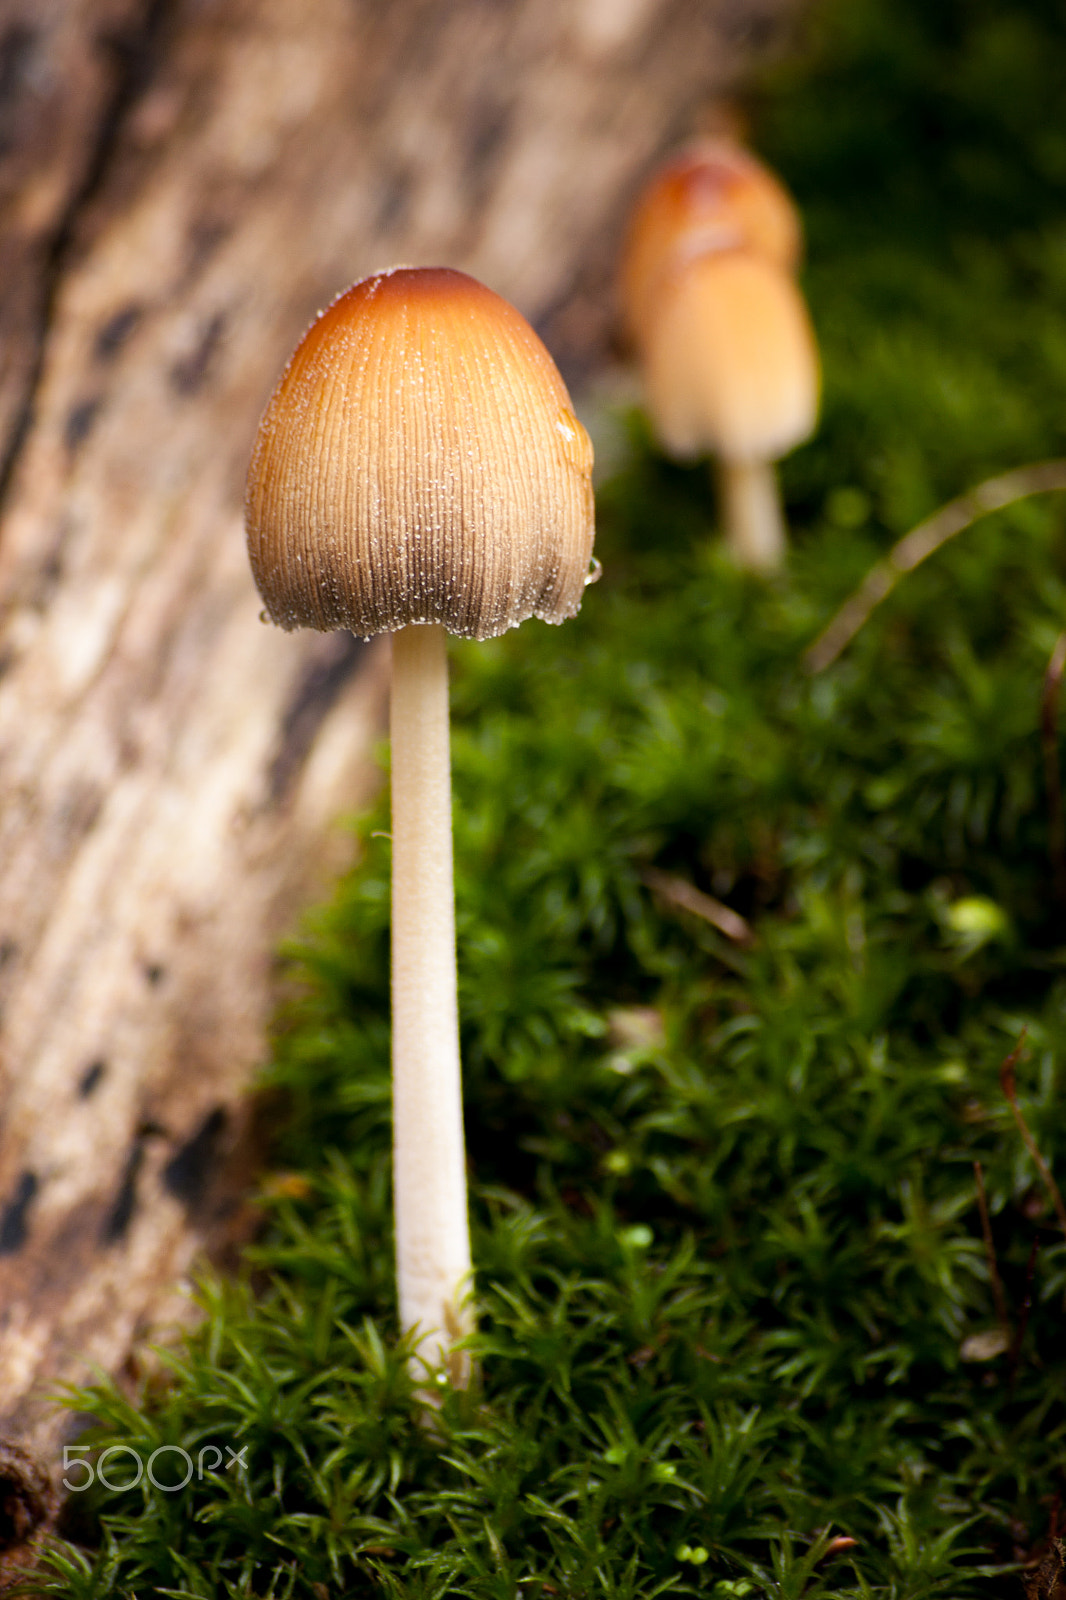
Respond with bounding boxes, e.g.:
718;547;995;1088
644;250;819;463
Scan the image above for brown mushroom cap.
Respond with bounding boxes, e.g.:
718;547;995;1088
621;139;802;347
644;250;819;463
246;267;595;641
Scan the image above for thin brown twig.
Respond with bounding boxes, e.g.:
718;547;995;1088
1041;632;1066;906
642;867;754;945
1000;1031;1066;1241
973;1159;1010;1336
804;460;1066;674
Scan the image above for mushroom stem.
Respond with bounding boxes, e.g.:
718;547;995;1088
717;459;787;571
389;621;472;1383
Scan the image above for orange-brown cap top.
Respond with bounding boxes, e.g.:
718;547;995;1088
644;251;819;463
621;139;802;346
246;267;595;641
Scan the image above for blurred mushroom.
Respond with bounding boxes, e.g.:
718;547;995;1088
643;248;818;569
246;266;595;1380
621;138;801;343
621;139;818;571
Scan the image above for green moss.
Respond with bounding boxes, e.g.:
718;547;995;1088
37;1;1066;1594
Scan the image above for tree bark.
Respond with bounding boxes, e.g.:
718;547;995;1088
0;0;798;1543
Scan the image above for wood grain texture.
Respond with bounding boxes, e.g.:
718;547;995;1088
0;0;798;1531
0;0;148;488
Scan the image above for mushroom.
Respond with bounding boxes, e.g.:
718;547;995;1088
246;267;595;1382
620;140;818;571
620;138;801;344
642;247;819;570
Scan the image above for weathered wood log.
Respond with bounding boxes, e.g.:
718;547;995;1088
0;0;797;1539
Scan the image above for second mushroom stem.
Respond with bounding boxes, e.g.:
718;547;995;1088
390;621;473;1384
718;459;787;571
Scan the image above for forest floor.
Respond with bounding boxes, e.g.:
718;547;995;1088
31;0;1066;1595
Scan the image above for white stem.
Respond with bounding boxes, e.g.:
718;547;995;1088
390;622;472;1384
718;459;788;571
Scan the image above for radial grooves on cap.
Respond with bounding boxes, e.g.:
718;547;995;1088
246;268;595;641
646;251;819;462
